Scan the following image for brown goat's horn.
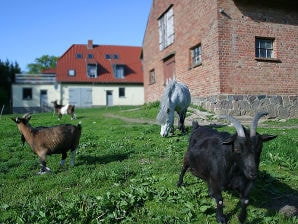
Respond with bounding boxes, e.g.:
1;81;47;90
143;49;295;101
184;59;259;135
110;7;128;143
219;115;245;137
250;111;268;137
23;113;31;119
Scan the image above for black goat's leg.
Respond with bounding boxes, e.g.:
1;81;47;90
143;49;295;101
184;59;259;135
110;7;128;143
238;181;254;223
208;180;226;224
214;193;226;224
177;155;189;187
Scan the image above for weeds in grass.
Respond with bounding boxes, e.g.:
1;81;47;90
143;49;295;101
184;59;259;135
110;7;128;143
0;107;297;223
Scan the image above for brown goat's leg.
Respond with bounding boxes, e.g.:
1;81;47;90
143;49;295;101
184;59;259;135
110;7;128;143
60;152;67;166
39;156;50;174
70;149;76;166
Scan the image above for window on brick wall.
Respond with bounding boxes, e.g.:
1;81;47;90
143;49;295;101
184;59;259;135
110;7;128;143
158;6;174;51
149;69;155;84
190;44;202;67
255;37;274;59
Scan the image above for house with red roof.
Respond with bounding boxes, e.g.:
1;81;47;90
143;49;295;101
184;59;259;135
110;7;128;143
12;40;144;113
56;40;144;107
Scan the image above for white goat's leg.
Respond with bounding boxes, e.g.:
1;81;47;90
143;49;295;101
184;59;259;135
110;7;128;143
70;150;76;166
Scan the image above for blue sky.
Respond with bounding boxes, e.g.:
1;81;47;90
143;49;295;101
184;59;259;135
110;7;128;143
0;0;152;72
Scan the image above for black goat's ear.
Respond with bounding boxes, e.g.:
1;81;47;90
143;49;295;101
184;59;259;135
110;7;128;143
261;134;277;142
222;137;234;145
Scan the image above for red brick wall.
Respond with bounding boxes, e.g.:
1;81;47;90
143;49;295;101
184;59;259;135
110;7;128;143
218;0;298;95
142;0;220;102
142;0;298;103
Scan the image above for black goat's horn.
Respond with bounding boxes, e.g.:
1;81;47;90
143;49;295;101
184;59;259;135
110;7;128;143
219;115;245;137
250;111;268;137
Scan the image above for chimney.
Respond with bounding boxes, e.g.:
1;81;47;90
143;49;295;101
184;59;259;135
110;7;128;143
87;40;93;49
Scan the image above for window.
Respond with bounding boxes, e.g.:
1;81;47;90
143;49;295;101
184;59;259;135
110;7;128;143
113;54;119;59
158;6;174;51
255;38;274;59
68;69;75;76
149;69;156;84
119;87;125;97
87;54;94;59
112;64;125;79
191;44;202;67
23;88;32;100
105;54;111;59
76;53;83;59
87;64;97;78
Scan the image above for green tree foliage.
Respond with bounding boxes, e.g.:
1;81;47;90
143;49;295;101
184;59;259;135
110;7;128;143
27;55;58;74
0;59;21;113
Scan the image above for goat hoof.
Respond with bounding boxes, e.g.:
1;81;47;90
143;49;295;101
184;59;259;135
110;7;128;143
216;215;227;224
38;167;51;175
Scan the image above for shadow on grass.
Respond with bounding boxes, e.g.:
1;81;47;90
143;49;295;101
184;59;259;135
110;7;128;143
76;151;133;166
178;170;297;223
226;170;298;223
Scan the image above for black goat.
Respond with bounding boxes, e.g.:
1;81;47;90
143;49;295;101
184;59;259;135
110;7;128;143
177;112;277;223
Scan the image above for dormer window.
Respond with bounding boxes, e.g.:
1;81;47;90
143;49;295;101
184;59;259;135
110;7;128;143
112;64;125;79
87;54;94;59
87;64;97;78
76;53;83;59
105;54;111;59
68;69;76;76
113;54;119;59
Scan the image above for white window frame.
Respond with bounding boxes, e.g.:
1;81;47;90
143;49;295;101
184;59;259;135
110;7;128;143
255;38;274;59
68;69;75;76
158;6;174;51
149;69;155;84
87;64;98;78
112;64;125;79
191;44;202;66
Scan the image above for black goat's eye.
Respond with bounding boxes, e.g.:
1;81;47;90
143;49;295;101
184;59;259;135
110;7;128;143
234;147;241;154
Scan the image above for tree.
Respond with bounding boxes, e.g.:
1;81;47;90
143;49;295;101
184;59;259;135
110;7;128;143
0;59;21;114
27;55;58;74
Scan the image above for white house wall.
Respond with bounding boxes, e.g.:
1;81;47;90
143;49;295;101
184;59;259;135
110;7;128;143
12;83;60;112
60;84;144;106
12;83;144;113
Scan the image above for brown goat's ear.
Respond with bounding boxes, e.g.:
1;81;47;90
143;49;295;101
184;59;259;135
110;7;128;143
261;134;277;142
11;117;21;123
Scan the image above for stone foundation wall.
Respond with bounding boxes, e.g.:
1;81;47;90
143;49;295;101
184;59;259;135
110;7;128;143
192;95;298;118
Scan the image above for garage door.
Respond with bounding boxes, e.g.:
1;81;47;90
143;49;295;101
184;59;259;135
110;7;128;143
69;88;92;107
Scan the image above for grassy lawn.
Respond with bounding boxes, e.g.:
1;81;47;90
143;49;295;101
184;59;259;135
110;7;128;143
0;105;297;223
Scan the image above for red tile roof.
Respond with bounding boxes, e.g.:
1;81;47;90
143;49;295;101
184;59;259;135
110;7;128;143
56;41;143;84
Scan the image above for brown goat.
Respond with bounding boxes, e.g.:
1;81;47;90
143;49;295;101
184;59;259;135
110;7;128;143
12;113;82;174
52;100;76;120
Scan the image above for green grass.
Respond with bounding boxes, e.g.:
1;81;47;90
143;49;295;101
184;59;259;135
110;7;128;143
0;105;297;223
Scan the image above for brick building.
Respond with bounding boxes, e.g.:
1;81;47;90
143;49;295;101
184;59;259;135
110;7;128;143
142;0;298;118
